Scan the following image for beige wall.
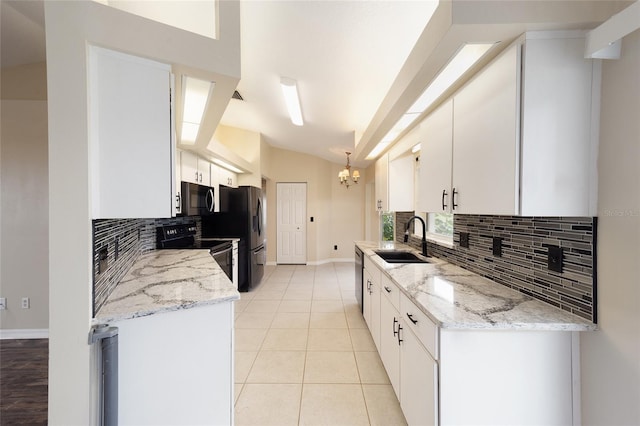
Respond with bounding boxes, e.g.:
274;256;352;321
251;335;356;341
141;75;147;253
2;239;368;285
0;62;49;331
581;30;640;424
214;124;262;187
263;147;366;264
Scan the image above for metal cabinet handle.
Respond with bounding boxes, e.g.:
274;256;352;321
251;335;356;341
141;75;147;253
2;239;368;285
195;171;198;181
384;286;392;293
393;317;399;336
406;313;418;325
199;172;203;183
442;189;448;210
175;193;181;209
397;323;403;345
452;187;458;210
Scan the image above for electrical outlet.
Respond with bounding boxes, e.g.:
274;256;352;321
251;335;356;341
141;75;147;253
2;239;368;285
0;298;6;310
459;232;470;248
548;245;563;273
492;237;503;257
21;297;30;309
98;246;108;274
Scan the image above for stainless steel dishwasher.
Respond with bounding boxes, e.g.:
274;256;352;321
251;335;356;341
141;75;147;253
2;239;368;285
355;246;363;313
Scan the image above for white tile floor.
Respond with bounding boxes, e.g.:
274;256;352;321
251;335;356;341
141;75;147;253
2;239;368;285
234;263;407;426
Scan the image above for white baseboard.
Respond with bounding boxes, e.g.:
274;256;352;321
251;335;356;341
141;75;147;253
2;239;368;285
0;328;49;339
267;258;355;266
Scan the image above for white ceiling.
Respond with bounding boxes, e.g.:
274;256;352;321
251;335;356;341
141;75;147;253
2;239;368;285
2;0;628;168
220;1;437;166
0;0;436;168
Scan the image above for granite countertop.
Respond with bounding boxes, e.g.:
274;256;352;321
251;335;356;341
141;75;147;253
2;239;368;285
356;241;596;331
95;249;240;323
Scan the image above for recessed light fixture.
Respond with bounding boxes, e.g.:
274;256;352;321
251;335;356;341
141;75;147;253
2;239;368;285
181;76;214;144
367;42;497;159
280;77;304;126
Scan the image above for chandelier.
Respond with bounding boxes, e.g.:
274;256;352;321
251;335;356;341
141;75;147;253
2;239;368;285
338;152;360;188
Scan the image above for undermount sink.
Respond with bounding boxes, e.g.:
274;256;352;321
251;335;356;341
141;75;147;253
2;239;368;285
374;250;429;264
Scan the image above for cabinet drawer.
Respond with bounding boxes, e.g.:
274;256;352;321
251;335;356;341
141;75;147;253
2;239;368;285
400;293;438;360
380;274;400;311
364;256;380;280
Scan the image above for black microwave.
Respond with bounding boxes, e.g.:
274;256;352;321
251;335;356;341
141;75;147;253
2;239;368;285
181;181;215;216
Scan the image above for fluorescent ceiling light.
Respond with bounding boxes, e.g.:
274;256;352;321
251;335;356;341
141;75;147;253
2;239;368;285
366;142;390;160
366;42;496;160
181;76;214;144
408;43;495;114
212;158;244;174
280;77;304;126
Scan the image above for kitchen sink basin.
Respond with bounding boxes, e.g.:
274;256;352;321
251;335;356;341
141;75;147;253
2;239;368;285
374;250;429;264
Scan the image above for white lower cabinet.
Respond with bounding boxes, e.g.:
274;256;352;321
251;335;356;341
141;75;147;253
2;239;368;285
379;294;401;397
363;259;381;350
400;324;438;426
363;255;576;426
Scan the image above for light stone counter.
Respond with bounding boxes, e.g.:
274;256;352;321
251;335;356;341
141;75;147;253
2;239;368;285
95;249;240;323
356;241;595;331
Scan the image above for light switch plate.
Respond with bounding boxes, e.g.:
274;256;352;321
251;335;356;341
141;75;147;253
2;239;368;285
492;237;503;257
459;232;470;248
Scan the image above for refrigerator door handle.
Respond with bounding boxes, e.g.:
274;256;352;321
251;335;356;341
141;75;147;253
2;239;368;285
256;199;262;236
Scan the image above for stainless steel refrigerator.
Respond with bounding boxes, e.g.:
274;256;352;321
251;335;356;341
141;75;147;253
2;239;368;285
202;185;265;291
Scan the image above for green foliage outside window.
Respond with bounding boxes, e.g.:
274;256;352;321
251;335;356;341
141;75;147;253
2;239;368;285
432;212;454;237
382;213;394;241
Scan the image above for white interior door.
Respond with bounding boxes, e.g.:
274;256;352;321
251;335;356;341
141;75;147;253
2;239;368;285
276;182;307;264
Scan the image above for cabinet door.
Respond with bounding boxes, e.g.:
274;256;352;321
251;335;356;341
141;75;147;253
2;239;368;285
400;325;438;426
379;295;401;398
375;154;389;211
388;154;415;212
181;150;200;184
89;46;172;219
198;158;211;186
418;99;453;213
219;167;238;188
175;149;183;215
363;267;381;351
452;43;521;215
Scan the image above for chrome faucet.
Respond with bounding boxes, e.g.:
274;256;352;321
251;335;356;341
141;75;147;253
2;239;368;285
404;215;428;257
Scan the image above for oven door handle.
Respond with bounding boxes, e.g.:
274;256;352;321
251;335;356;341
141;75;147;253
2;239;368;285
211;246;233;256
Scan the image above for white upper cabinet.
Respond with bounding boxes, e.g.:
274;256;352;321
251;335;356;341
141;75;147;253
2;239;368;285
89;46;173;219
452;43;521;215
181;150;211;186
418;31;599;216
218;166;238;188
418;99;454;213
374;153;389;211
388;154;415;212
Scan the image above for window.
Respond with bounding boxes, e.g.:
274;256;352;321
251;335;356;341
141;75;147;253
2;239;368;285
428;212;454;237
381;212;394;241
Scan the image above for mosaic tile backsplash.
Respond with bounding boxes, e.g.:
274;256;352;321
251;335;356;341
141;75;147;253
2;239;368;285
396;212;597;322
92;216;200;316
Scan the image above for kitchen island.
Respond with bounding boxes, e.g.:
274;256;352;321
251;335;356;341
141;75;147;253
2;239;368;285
95;249;240;426
356;241;594;425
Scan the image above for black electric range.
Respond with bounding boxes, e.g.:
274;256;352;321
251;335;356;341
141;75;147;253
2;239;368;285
156;223;234;283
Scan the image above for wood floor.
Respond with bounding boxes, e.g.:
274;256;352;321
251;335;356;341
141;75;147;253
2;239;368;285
0;339;48;425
